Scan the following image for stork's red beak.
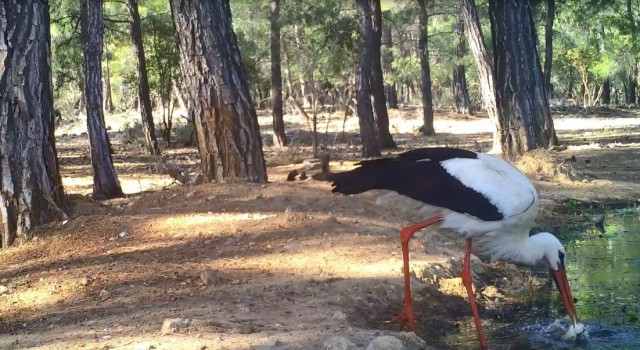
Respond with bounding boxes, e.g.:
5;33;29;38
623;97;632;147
549;266;579;326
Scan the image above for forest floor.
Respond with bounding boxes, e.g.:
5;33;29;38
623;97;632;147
1;105;639;350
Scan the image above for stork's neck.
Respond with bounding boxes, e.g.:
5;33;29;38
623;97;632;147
476;230;546;266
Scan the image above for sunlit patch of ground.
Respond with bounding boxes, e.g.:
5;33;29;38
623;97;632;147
2;106;640;349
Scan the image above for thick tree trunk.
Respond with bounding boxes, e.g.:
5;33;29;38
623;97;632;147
355;0;381;157
170;0;267;183
627;0;638;104
489;0;558;158
543;0;555;96
382;24;398;109
270;0;287;147
453;8;473;115
460;0;501;152
369;0;396;149
416;0;435;136
0;0;67;247
126;0;161;157
81;0;124;199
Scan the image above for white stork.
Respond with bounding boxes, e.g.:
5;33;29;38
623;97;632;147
327;147;583;349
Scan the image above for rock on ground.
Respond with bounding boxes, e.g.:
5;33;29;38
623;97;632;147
366;335;404;350
323;336;358;350
160;317;192;334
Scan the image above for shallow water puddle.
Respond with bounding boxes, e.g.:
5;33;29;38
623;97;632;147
448;210;640;349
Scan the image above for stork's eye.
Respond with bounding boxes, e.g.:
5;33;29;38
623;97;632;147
558;250;565;266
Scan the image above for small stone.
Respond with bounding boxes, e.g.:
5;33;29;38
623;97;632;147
224;238;238;246
322;336;357;350
253;338;286;350
396;332;427;350
331;311;347;320
366;336;404;350
118;231;128;238
80;276;92;286
200;269;221;286
160;317;192;334
0;285;8;295
134;342;153;350
102;335;112;340
99;289;111;299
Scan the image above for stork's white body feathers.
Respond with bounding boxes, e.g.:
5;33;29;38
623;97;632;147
371;153;541;265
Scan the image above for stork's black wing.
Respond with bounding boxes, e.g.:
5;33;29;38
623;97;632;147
327;147;503;221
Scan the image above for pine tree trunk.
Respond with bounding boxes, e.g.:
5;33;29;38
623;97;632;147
453;8;473;115
355;0;381;157
103;53;114;113
460;0;501;152
627;0;638;104
543;0;555;96
598;26;610;105
382;24;398;109
126;0;161;157
369;0;396;149
0;0;67;247
416;0;435;136
270;0;287;147
81;0;124;199
602;79;611;105
170;0;267;183
489;0;558;158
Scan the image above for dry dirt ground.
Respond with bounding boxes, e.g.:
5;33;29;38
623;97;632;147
1;106;639;350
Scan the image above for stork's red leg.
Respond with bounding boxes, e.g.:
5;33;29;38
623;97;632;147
461;238;489;350
396;215;444;334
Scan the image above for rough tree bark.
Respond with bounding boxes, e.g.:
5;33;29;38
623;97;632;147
270;0;287;147
355;0;381;157
416;0;435;136
369;0;396;149
81;0;124;199
460;0;501;152
543;0;555;97
489;0;558;158
0;0;67;247
170;0;267;183
382;23;398;109
126;0;161;157
453;7;473;115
